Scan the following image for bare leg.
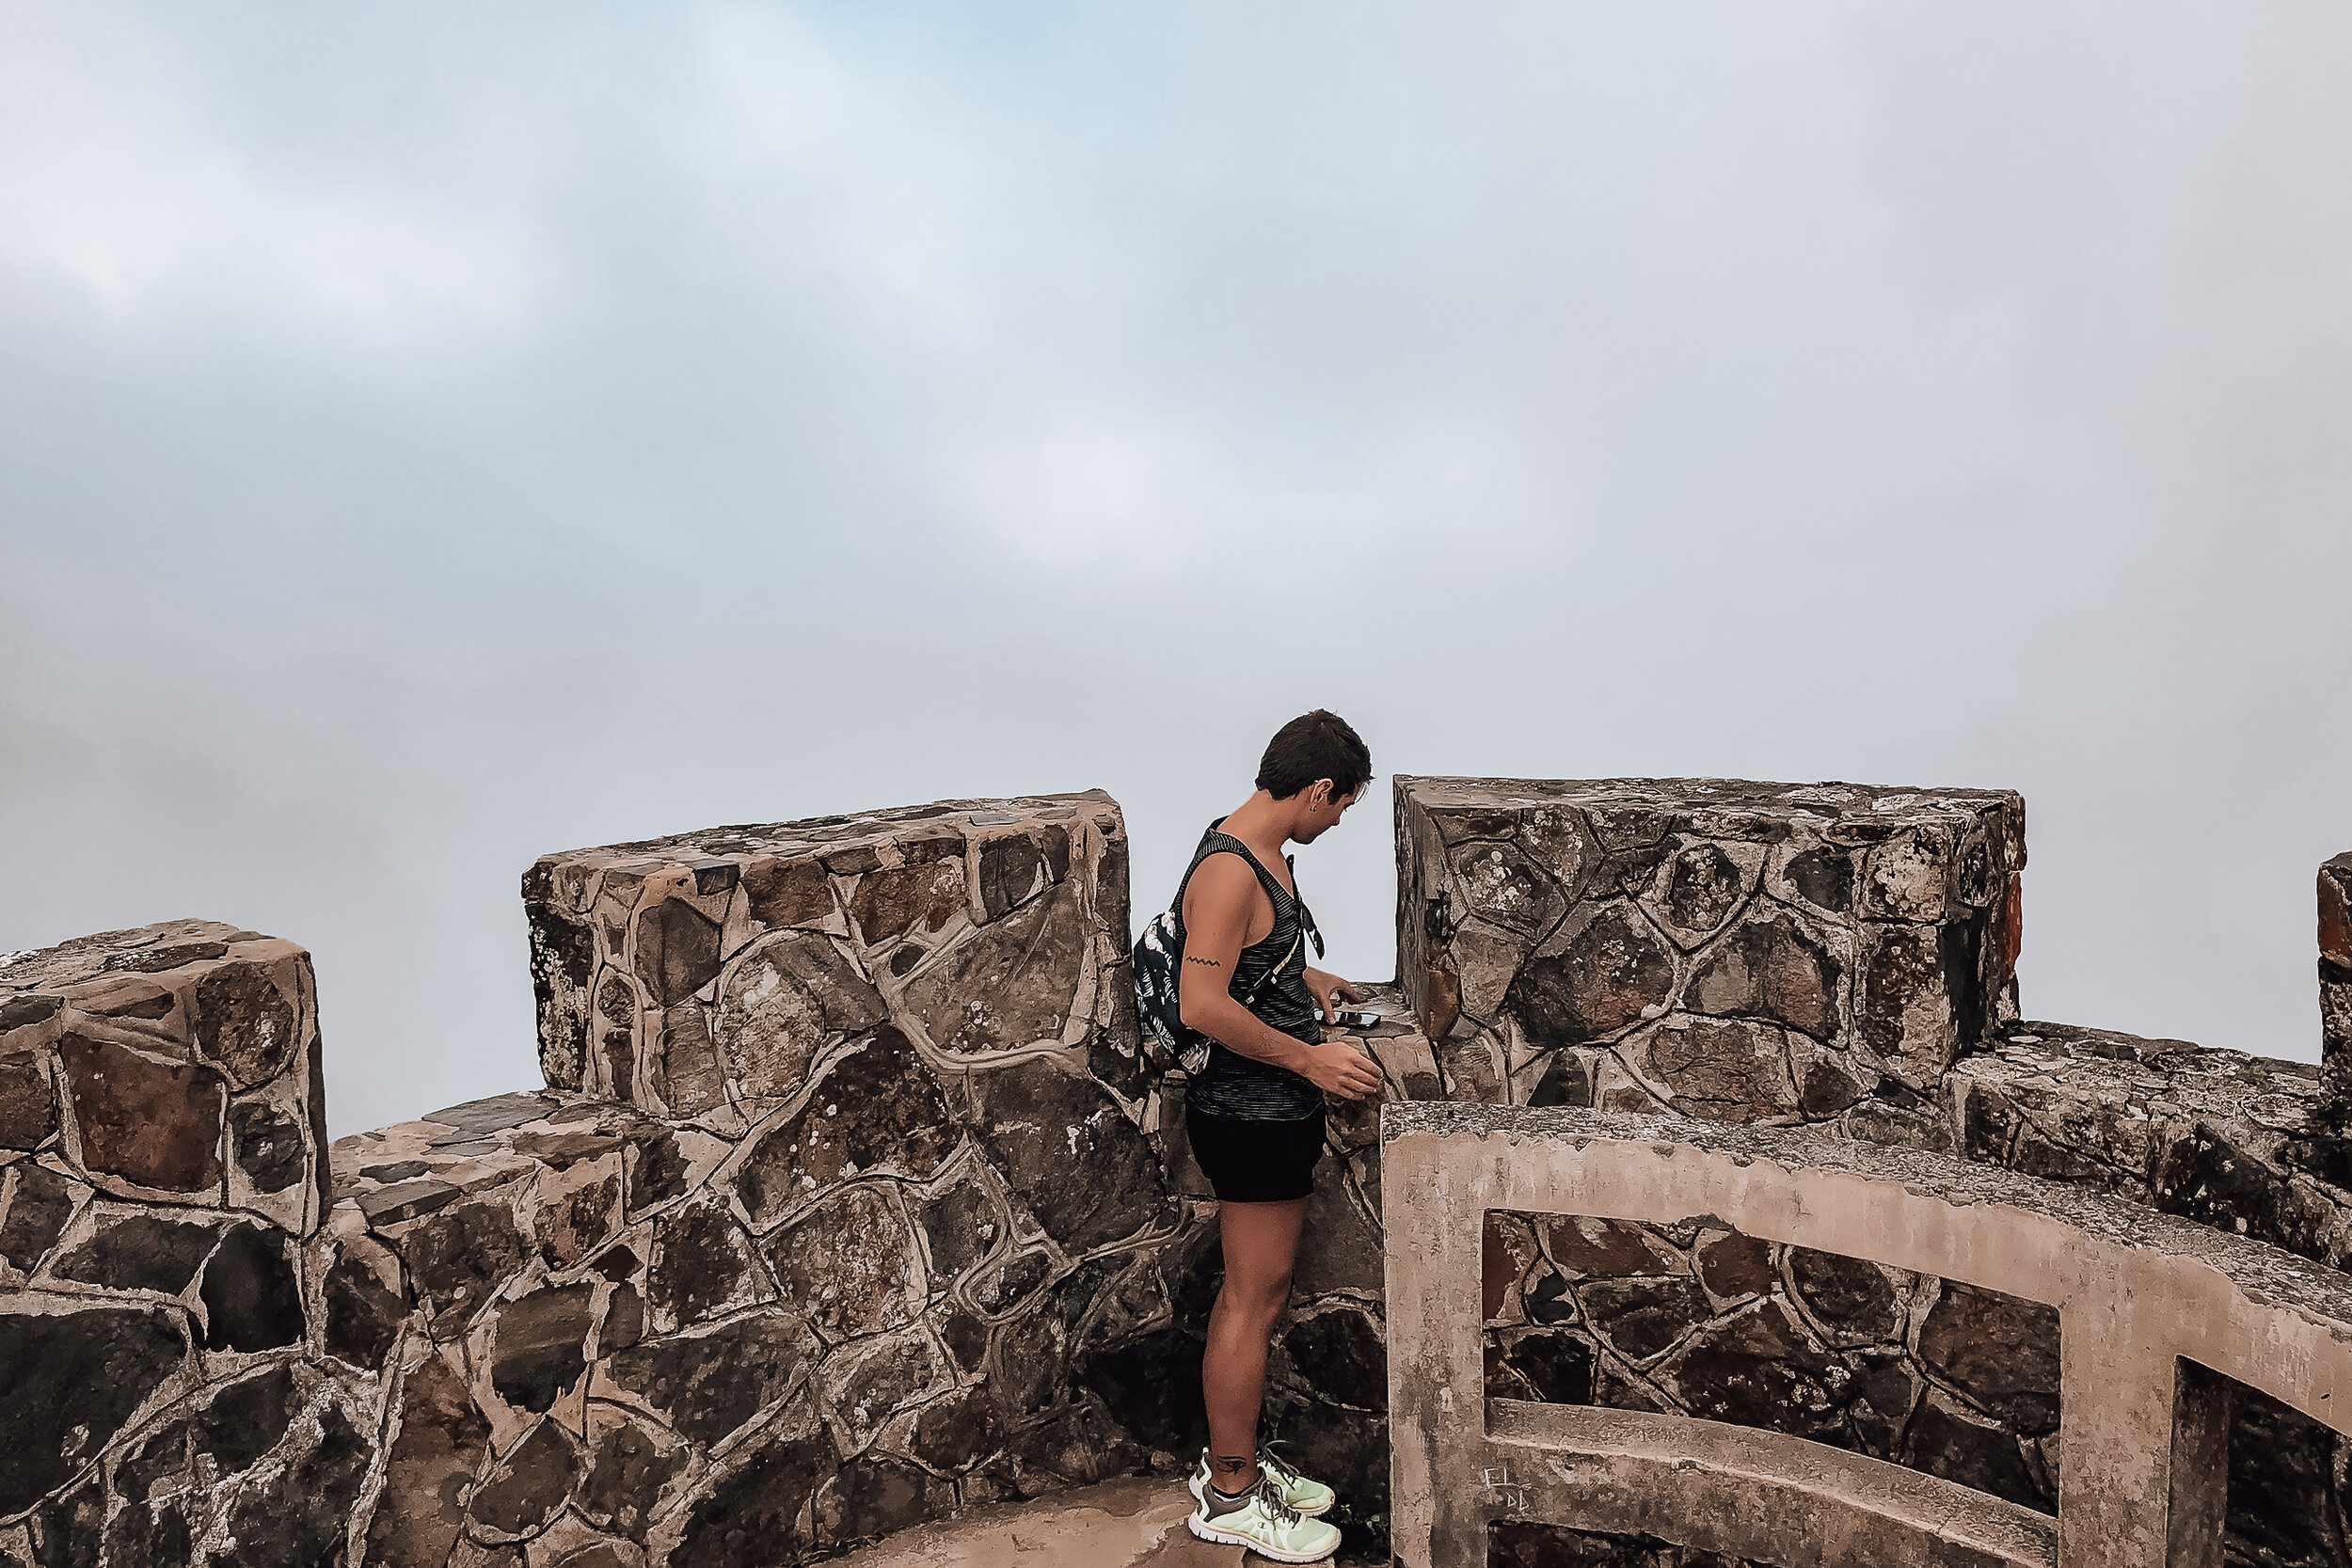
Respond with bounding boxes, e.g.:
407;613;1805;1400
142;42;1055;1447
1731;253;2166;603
1200;1196;1310;1495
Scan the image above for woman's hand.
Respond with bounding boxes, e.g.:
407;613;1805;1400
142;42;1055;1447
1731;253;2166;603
1303;1038;1385;1101
1305;966;1363;1024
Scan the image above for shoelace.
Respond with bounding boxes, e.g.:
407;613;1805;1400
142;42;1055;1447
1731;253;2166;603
1257;1440;1305;1489
1252;1471;1304;1529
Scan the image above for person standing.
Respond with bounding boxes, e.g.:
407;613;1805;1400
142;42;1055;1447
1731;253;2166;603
1169;710;1381;1562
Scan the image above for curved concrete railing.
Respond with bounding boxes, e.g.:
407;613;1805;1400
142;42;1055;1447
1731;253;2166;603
1383;1102;2352;1568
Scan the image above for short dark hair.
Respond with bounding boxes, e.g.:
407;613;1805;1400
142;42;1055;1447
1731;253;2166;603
1256;709;1373;800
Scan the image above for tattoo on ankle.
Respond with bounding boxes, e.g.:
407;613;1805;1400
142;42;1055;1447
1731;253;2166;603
1213;1452;1256;1480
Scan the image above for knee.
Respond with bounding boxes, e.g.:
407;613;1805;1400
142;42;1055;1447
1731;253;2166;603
1218;1269;1294;1323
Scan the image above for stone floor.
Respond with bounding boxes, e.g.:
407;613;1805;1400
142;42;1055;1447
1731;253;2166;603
830;1474;1382;1568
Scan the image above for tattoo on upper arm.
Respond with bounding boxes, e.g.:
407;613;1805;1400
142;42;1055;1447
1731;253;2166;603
1184;955;1225;968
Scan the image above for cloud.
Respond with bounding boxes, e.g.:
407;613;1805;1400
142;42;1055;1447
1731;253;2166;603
2;1;2346;1129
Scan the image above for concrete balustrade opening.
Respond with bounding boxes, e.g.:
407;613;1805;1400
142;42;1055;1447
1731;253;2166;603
5;775;2350;1566
1383;1101;2352;1568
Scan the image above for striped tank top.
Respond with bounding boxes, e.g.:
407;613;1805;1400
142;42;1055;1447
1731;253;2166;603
1172;820;1325;1121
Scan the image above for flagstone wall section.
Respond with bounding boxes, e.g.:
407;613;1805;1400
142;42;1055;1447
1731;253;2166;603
1393;776;2026;1137
0;920;345;1567
520;793;1146;1128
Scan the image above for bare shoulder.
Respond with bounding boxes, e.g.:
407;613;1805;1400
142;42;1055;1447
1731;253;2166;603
1183;852;1259;917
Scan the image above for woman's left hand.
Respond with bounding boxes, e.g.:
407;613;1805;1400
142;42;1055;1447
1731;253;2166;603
1305;966;1363;1023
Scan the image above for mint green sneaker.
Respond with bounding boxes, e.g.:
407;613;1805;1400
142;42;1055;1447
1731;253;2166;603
1185;1470;1341;1563
1187;1445;1335;1517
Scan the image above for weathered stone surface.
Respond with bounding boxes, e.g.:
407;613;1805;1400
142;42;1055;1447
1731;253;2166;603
469;1418;584;1542
765;1181;924;1339
1481;1200;2066;1522
1694;1232;1773;1300
1507;906;1676;1048
0;1306;184;1514
0;1050;55;1150
1487;1329;1597;1403
915;1174;1004;1281
490;1283;596;1413
645;1197;767;1328
741;857;835;929
900;877;1090;1054
395;1197;529;1336
192;1361;296;1474
217;1400;372;1568
603;1312;812;1448
526;794;1127;1117
534;1170;620;1274
1279;1304;1386;1410
580;1407;688;1542
1639;1016;1798;1123
849;848;966;943
369;1354;492;1568
634;898;723;1010
818;1324;951;1450
1915;1283;2059;1432
737;1029;959;1223
1489;1520;1772;1566
51;1212;220;1295
713;930;884;1100
970;1057;1163;1253
190;962;299;1090
667;1392;833;1568
1786;1247;1904;1344
1685;913;1839;1040
1400;778;2023;1110
1899;1386;2048;1512
197;1223;305;1351
1580;1276;1709;1362
57;1034;224;1194
228;1099;308;1193
1857;921;1953;1072
815;1453;937;1548
31;1474;103;1568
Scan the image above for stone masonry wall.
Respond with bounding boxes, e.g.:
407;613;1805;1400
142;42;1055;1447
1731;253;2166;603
1481;1211;2064;1516
0;795;1222;1568
8;778;2349;1568
1380;779;2352;1568
521;793;1146;1126
1;920;345;1566
1394;776;2026;1133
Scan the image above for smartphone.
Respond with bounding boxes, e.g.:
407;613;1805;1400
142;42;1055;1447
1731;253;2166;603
1330;1007;1386;1030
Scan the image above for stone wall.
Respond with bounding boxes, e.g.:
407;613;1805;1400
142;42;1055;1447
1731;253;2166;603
1482;1211;2063;1516
521;794;1144;1124
0;920;347;1566
0;795;1216;1568
325;792;1194;1566
8;776;2351;1568
1394;776;2026;1131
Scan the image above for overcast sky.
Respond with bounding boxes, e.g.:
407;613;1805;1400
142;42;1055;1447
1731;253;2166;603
3;2;2346;1135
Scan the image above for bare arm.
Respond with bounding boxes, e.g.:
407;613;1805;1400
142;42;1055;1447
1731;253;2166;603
1178;856;1382;1101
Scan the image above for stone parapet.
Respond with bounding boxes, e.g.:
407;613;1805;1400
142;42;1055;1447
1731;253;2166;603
326;1061;1192;1563
1;918;328;1233
1950;1021;2352;1270
0;920;348;1564
1394;776;2026;1125
522;792;1143;1124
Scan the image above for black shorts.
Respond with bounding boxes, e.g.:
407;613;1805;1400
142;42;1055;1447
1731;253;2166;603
1185;1105;1326;1203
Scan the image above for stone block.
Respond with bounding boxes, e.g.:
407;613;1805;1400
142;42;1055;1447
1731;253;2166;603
0;920;328;1233
2315;854;2352;1137
521;792;1140;1118
1394;777;2026;1122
